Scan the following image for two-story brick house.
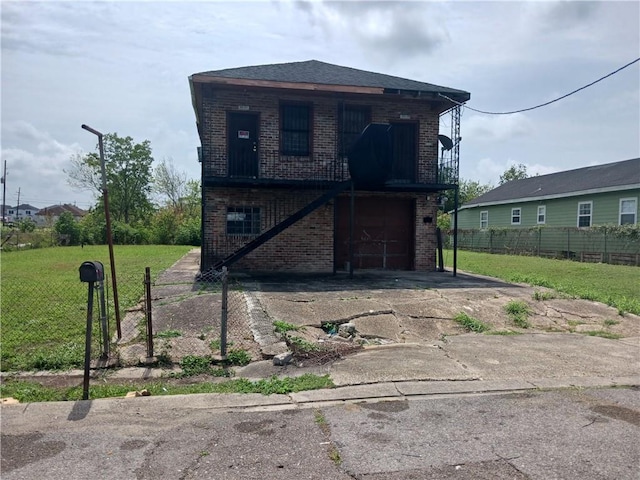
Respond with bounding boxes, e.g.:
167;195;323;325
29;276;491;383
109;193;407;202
189;60;469;273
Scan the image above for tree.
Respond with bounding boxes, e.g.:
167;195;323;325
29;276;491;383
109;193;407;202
154;157;188;211
67;133;154;223
499;163;528;185
54;211;81;245
441;178;493;212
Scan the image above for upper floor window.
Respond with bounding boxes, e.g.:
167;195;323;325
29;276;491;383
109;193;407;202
281;103;311;156
537;205;546;224
619;198;637;225
577;201;592;227
339;105;370;156
480;210;488;229
511;208;521;225
226;206;260;236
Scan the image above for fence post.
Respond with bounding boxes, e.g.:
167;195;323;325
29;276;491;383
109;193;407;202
537;228;541;257
567;228;571;259
604;227;608;264
220;266;228;359
144;267;153;359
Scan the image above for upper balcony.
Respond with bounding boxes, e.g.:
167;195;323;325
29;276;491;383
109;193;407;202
200;145;458;193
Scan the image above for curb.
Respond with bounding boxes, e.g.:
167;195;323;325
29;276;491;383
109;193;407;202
2;376;638;414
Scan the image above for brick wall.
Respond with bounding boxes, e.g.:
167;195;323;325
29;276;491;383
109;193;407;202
200;88;440;183
200;86;442;272
204;187;334;272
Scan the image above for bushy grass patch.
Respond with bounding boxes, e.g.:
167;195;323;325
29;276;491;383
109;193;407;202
1;245;192;372
447;250;640;315
0;373;334;403
504;300;531;328
453;312;490;333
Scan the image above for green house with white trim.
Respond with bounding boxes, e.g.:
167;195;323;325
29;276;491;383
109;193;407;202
455;158;639;263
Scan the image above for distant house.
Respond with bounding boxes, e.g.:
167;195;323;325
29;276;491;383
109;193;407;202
35;204;88;227
3;204;40;223
457;158;639;229
189;59;470;272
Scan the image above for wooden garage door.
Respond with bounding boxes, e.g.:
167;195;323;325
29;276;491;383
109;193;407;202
336;197;414;270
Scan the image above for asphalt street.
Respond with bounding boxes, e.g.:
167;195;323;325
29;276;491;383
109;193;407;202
2;385;639;479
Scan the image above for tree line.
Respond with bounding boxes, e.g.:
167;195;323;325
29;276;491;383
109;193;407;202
55;133;201;246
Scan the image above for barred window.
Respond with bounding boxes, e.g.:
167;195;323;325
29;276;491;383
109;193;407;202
339;105;370;156
281;104;311;156
226;206;260;235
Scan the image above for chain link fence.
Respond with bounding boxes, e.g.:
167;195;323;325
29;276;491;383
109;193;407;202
446;227;640;266
2;265;258;372
1;270;147;372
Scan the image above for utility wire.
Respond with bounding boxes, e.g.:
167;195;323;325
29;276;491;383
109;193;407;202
439;57;640;115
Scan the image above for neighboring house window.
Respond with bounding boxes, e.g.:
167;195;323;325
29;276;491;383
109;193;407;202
8;209;14;214
480;211;488;229
281;103;311;156
25;210;31;215
537;205;546;224
226;207;260;235
577;201;592;227
511;208;521;225
339;105;370;156
619;198;637;225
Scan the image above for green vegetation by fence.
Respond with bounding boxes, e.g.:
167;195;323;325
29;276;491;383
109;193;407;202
1;245;192;371
446;225;640;266
443;249;640;315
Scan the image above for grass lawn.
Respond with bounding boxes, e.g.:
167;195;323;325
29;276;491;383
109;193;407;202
445;249;640;315
1;245;193;371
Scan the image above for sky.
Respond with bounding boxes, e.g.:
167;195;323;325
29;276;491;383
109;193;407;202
1;0;639;211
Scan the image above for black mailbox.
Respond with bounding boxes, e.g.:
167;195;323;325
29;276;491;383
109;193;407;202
79;261;104;283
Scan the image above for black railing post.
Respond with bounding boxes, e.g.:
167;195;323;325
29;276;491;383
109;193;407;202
144;267;154;359
220;266;228;359
83;282;95;401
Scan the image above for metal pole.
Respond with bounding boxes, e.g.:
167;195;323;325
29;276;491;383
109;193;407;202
145;267;154;358
2;160;6;223
83;282;95;401
97;279;109;359
349;181;354;279
82;125;122;339
220;266;228;359
436;227;445;272
453;185;459;277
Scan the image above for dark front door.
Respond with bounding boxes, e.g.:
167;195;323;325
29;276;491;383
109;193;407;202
390;122;417;183
228;113;259;177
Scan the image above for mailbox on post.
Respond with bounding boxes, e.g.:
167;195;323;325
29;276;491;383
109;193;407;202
79;261;104;283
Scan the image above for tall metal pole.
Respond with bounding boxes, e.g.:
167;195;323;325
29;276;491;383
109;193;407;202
81;124;122;339
2;160;6;223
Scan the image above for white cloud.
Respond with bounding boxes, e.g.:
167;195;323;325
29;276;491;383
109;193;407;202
0;122;92;209
464;114;535;143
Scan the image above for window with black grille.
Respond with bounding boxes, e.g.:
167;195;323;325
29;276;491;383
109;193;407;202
226;206;260;235
339;105;370;156
281;104;311;156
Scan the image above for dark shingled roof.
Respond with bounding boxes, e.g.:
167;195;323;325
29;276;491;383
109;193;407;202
462;158;640;208
192;60;470;101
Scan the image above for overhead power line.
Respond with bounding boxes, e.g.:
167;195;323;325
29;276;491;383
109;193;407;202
439;57;640;115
